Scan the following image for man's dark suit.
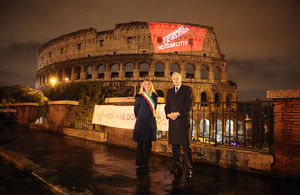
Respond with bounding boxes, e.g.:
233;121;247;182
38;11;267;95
165;84;193;173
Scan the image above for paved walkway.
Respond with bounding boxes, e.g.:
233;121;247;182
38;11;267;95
0;125;298;194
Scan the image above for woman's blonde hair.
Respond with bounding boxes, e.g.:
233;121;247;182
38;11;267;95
139;79;157;95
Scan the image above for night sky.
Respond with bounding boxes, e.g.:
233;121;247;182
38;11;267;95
0;0;299;101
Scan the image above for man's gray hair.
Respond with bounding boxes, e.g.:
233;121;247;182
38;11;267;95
172;72;182;78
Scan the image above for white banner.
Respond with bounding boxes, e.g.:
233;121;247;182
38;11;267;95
92;104;168;131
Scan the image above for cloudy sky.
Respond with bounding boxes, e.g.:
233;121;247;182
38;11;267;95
0;0;299;100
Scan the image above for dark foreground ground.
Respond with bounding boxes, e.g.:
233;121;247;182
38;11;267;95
0;156;52;194
0;125;299;195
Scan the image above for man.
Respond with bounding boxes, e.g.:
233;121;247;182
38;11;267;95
165;72;193;179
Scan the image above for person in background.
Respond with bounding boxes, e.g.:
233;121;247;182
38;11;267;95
165;72;193;179
132;79;158;169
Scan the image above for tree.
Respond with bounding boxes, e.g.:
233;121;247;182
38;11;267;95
0;85;48;107
46;83;120;105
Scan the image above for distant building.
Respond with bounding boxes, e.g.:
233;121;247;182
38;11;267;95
36;21;237;103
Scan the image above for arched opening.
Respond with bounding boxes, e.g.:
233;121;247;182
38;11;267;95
200;119;210;141
111;64;119;78
214;67;221;81
156;90;164;97
125;63;134;78
86;65;92;79
201;92;207;106
57;70;63;82
65;68;71;81
98;65;105;78
190;119;196;139
42;74;45;85
170;63;179;75
213;119;223;142
215;93;220;107
155;63;165;77
186;64;194;78
226;94;233;107
140;63;149;77
225;119;234;139
201;66;208;79
74;67;81;80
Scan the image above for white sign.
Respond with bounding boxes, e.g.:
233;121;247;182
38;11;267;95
92;104;168;131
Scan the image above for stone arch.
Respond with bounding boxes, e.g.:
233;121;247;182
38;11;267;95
215;92;221;107
214;66;221;81
74;66;81;80
111;63;119;78
170;63;180;75
125;62;134;78
86;65;93;79
44;72;49;84
156;90;164;97
186;64;195;78
154;62;164;77
49;70;57;83
190;119;196;138
65;67;72;81
201;65;208;79
42;74;46;85
55;70;62;82
226;93;233;107
201;92;208;104
213;119;223;142
140;62;149;77
98;64;105;78
225;119;234;138
200;119;210;138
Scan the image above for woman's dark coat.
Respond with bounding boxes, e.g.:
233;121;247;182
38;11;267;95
132;93;158;142
165;84;193;145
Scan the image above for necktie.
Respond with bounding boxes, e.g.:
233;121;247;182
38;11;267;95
175;87;178;94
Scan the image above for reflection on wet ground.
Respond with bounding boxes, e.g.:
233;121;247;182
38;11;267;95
0;125;298;194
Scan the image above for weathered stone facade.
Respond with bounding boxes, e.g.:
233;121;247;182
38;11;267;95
36;21;237;102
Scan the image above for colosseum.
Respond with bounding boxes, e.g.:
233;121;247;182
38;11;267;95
36;21;238;103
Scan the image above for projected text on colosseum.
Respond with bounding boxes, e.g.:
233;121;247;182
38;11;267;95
148;22;207;53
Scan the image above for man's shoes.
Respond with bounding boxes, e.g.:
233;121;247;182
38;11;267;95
137;165;149;170
185;170;192;179
170;167;182;175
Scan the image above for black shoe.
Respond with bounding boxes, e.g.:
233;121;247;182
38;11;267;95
185;170;192;179
170;167;182;175
137;165;149;170
137;166;144;170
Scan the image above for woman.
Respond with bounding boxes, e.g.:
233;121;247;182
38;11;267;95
133;79;158;169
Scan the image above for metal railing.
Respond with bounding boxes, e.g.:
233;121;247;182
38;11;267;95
65;105;105;132
189;101;274;151
31;100;274;152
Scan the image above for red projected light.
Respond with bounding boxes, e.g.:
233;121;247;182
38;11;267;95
148;22;207;53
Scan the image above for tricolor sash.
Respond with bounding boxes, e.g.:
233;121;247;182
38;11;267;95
141;91;156;117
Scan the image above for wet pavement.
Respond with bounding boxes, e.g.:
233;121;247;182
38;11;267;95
0;125;299;195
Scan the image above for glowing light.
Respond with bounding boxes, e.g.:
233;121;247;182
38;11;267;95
51;78;56;86
65;78;69;81
148;22;207;53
